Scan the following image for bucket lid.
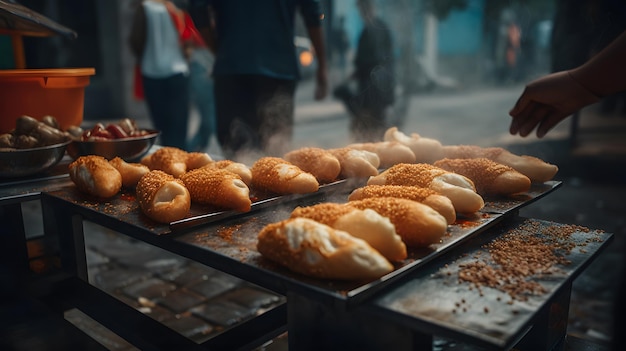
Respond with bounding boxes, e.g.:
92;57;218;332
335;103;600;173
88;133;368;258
0;68;96;77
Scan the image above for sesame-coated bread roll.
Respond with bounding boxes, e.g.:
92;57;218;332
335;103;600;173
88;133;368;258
348;185;456;224
185;152;213;170
367;163;484;214
434;158;531;196
441;144;558;183
328;147;380;178
347;197;448;248
250;157;319;194
109;157;150;188
290;203;407;261
347;141;416;168
200;160;252;186
383;127;444;164
180;167;251;212
283;147;341;183
136;170;191;223
69;155;122;198
257;218;393;280
141;146;188;177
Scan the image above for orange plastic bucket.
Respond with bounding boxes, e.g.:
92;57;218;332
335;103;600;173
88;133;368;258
0;68;96;133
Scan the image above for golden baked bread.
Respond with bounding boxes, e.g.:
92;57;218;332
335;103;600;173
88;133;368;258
136;170;191;223
141;147;188;177
290;202;407;261
180;167;251;212
347;197;448;248
328;147;380;178
257;217;394;280
69;155;122;198
348;185;456;224
206;159;252;186
250;157;319;194
283;147;342;183
433;158;531;196
185;151;214;170
347;141;416;168
383;127;444;164
367;163;484;214
441;144;558;183
109;157;150;188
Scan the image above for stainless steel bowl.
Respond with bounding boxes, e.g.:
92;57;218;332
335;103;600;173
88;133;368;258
66;130;160;162
0;140;71;178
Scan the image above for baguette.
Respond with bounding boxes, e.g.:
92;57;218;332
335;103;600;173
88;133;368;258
290;203;407;261
433;158;531;196
257;218;393;280
367;163;484;214
348;185;456;224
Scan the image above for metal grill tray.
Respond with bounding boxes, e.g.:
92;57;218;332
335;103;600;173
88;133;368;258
43;180;561;307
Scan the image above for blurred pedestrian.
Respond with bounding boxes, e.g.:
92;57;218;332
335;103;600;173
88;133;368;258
129;0;193;150
334;0;395;142
331;15;350;78
188;0;328;161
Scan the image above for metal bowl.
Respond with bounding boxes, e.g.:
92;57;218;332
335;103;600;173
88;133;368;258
0;140;71;178
66;130;160;162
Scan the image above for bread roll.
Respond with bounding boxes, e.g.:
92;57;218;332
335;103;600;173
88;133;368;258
210;160;252;186
441;145;558;183
347;197;448;248
383;127;444;163
328;147;380;178
347;141;416;168
185;152;213;170
250;157;319;194
368;163;484;214
109;157;150;188
257;218;393;280
141;147;188;177
136;170;191;223
290;203;407;261
69;155;122;198
283;147;341;183
434;158;531;196
348;185;456;224
180;167;251;212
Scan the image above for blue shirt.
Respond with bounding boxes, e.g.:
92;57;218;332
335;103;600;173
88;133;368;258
188;0;323;80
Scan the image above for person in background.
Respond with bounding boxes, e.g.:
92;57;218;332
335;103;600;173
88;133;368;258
331;15;350;79
187;0;328;162
129;0;191;150
187;45;216;152
338;0;395;142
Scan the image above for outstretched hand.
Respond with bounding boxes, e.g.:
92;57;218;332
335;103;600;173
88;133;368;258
509;71;600;138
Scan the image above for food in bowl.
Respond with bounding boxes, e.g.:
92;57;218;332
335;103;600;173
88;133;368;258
0;140;71;178
67;119;159;162
0;115;71;150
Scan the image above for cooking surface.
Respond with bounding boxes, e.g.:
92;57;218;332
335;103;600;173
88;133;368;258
43;180;562;306
366;217;613;349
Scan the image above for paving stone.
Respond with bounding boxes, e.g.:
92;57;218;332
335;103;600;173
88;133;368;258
122;277;177;301
221;286;284;310
159;263;220;286
143;257;186;276
91;266;152;293
190;300;257;327
188;274;242;300
155;288;207;314
137;304;176;323
160;313;215;344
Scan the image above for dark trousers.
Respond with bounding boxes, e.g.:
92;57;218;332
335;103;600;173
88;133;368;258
142;73;190;150
213;75;296;158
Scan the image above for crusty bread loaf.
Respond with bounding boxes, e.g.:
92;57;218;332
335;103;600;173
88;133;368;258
185;152;214;170
434;158;531;196
250;157;319;194
328;147;380;178
180;167;251;212
441;145;558;183
383;127;444;164
367;163;484;214
141;147;188;177
69;155;122;198
136;170;191;223
283;147;342;183
347;197;448;247
348;185;456;224
290;203;407;261
109;157;150;188
257;217;393;280
346;141;416;168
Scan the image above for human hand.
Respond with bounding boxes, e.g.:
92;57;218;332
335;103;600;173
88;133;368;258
314;68;329;100
509;71;599;138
